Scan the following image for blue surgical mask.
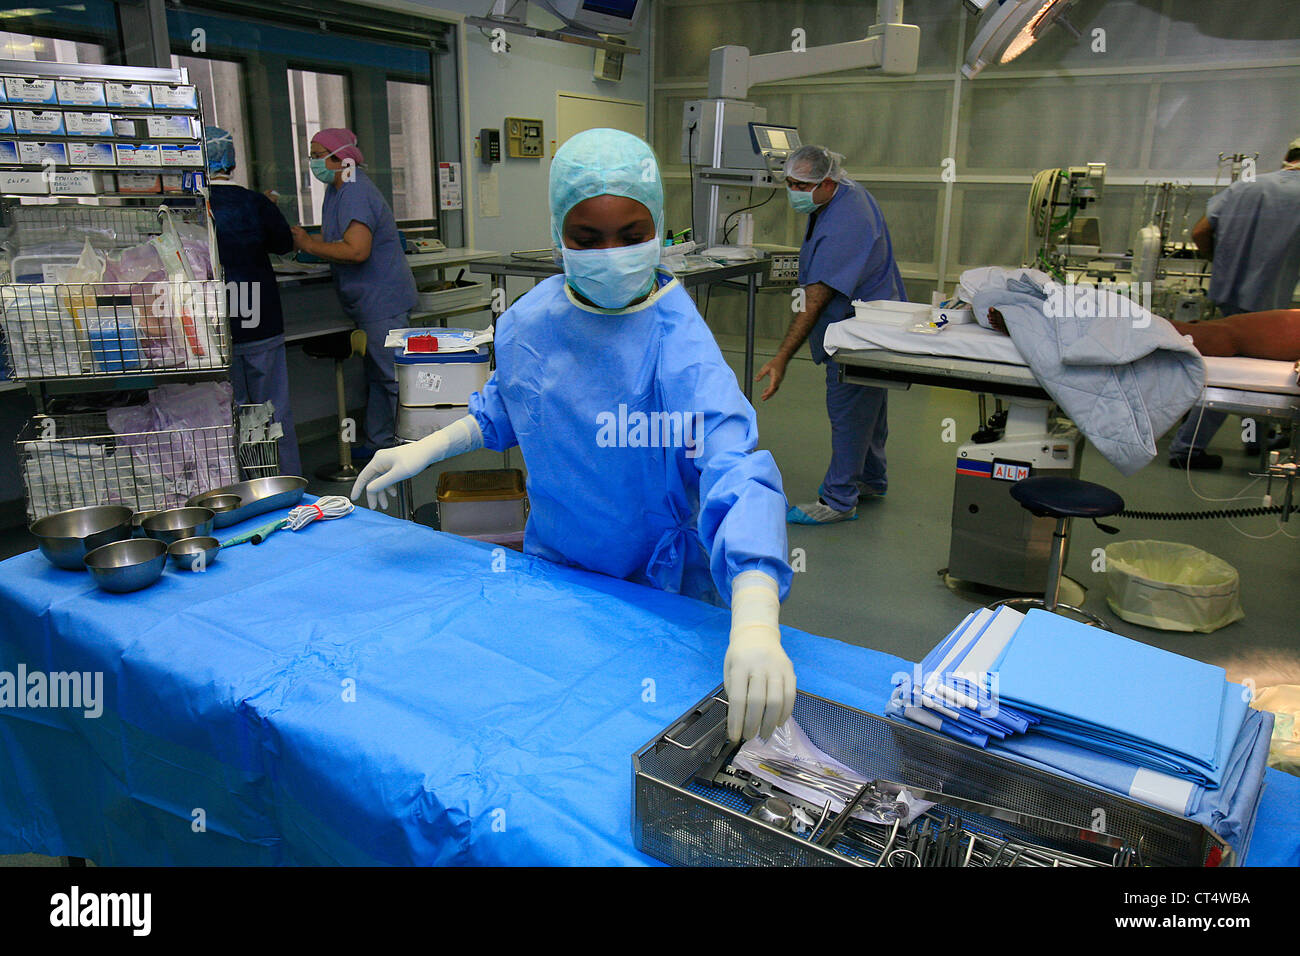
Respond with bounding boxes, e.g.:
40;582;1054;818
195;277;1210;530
561;238;661;310
310;158;334;184
787;187;820;214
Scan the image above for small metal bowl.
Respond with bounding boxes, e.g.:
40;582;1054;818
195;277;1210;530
200;494;241;516
29;505;134;570
142;507;216;546
131;509;162;538
168;535;221;572
83;538;167;593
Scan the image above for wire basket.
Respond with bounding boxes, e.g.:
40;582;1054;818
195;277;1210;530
0;202;226;381
17;408;239;523
235;402;282;480
633;686;1234;868
4;201;200;237
238;437;280;480
1;279;228;381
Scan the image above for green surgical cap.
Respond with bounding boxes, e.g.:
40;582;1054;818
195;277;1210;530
549;128;663;248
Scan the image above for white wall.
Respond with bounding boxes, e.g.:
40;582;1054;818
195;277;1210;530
361;0;652;285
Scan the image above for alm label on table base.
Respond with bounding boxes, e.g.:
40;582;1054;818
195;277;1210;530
992;459;1031;482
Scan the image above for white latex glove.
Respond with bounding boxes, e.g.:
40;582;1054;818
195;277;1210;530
349;415;484;509
724;569;795;741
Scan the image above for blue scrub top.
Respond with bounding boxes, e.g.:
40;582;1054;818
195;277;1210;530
321;168;418;323
208;182;293;344
469;270;792;605
798;180;905;364
1207;167;1300;313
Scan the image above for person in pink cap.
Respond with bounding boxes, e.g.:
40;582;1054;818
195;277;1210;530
292;127;418;454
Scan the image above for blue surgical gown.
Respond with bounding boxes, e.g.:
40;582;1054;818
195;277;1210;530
469;270;792;604
1207;167;1300;313
799;180;906;363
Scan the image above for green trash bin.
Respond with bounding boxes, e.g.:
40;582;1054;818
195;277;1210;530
1104;540;1244;633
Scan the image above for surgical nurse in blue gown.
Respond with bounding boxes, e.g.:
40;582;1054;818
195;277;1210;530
352;129;794;741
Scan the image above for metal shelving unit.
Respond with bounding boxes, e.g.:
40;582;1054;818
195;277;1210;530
0;59;276;520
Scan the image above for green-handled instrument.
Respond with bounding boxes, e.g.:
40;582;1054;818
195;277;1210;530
219;516;287;548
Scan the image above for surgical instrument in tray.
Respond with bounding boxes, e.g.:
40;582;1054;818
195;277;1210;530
816;780;876;848
634;685;1234;867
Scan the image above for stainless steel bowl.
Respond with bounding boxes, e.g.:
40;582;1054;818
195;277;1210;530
168;535;221;571
84;538;167;593
189;476;307;528
131;509;162;537
29;505;134;570
142;507;216;545
200;494;242;516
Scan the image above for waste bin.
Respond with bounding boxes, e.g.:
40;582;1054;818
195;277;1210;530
1104;539;1244;633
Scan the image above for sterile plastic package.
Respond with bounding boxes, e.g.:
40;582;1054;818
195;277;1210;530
1104;539;1244;634
733;718;933;825
238;402;277;444
59;238;106;315
1252;685;1300;777
21;439;125;515
383;326;493;351
106;382;237;508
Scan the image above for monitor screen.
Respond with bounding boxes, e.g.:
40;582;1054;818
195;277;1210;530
751;124;800;152
581;0;639;19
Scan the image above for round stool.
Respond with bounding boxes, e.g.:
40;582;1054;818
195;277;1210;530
302;328;367;483
989;476;1124;628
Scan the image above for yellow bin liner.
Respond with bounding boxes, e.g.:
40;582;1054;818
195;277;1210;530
1104;539;1244;634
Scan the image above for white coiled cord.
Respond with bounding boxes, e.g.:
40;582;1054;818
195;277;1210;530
284;495;354;531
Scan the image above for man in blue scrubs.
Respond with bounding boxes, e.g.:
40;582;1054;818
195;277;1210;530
755;145;906;524
1169;137;1300;469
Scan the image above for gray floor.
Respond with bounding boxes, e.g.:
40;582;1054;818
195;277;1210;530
3;338;1298;865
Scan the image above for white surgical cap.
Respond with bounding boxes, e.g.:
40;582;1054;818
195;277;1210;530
549;128;664;248
784;144;853;185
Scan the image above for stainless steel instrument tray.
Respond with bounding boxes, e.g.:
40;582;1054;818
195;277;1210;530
633;685;1233;868
187;476;308;528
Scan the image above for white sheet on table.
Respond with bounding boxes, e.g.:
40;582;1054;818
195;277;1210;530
823;319;1300;396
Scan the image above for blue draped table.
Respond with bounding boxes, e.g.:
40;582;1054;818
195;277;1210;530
1;502;1296;865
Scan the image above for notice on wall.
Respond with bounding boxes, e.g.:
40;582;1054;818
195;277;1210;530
478;167;500;219
438;161;462;211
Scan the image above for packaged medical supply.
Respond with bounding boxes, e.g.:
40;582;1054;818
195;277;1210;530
55;80;107;106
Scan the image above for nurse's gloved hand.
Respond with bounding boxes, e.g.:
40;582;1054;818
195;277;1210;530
725;570;796;741
349;415;484;510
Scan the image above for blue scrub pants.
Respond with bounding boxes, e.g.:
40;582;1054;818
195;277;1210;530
820;359;888;512
358;311;411;449
231;334;301;477
1169;304;1242;458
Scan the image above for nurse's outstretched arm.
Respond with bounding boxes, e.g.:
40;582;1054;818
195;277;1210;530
349;416;483;510
726;570;795;741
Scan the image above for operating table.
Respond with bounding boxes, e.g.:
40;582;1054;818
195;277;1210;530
826;319;1300;428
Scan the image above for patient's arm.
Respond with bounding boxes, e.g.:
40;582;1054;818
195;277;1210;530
989;305;1300;360
1171;310;1300;361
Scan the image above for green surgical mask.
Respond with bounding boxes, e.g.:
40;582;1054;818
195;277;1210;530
310;158;334;184
787;187;820;214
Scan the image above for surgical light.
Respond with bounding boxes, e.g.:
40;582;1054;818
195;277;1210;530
962;0;1080;79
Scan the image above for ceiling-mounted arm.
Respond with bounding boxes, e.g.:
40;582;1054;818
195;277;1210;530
707;0;919;98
